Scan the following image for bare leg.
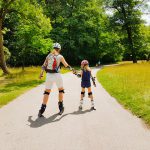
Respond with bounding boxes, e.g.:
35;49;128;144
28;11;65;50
58;87;64;102
88;87;93;100
88;87;96;110
58;87;64;115
79;88;85;110
43;89;51;104
38;89;51;117
81;88;85;100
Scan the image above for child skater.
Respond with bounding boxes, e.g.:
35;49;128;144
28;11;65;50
74;60;96;111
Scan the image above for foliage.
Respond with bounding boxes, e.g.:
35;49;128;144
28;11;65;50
138;25;150;60
3;0;53;67
104;0;149;63
38;0;124;65
3;46;11;61
1;0;149;71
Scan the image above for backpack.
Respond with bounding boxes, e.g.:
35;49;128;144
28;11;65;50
46;54;59;72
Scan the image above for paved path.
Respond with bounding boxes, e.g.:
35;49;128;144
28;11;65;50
0;69;150;150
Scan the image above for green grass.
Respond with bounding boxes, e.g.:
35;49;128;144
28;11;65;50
97;61;150;125
0;67;69;107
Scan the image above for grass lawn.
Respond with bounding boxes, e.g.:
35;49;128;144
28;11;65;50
97;61;150;125
0;67;69;108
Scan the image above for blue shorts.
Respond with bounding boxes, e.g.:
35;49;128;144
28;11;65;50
81;81;91;88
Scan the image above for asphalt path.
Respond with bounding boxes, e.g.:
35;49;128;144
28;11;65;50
0;69;150;150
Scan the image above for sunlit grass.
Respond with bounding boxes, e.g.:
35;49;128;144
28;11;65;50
97;61;150;125
0;67;69;107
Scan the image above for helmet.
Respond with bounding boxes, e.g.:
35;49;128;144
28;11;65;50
81;60;89;66
53;43;61;49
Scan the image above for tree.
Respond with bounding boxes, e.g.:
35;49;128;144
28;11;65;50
37;0;127;64
38;0;105;64
138;25;150;61
11;1;52;69
105;0;147;63
0;0;52;72
0;0;15;74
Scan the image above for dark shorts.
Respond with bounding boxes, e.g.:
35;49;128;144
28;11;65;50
81;81;91;88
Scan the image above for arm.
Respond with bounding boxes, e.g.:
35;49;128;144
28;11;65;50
73;70;82;78
61;56;79;75
61;56;69;67
78;70;83;78
39;57;48;79
61;56;73;70
90;70;96;87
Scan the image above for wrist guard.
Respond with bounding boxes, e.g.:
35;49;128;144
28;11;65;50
91;77;95;81
66;65;72;71
42;65;46;70
77;74;81;78
91;77;96;87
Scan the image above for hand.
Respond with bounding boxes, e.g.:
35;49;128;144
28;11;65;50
72;69;77;74
39;73;43;79
77;74;81;78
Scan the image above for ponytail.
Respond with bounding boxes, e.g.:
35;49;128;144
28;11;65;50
51;49;56;54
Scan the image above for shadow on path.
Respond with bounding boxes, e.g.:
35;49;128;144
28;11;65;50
28;109;93;128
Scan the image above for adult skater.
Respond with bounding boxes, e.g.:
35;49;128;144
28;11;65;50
38;43;73;117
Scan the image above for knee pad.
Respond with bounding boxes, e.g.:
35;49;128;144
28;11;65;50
81;92;85;95
81;92;85;97
88;92;92;96
44;91;50;95
59;89;65;93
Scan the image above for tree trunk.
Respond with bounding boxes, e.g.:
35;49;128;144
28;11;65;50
0;18;10;74
22;60;25;71
147;53;150;61
121;5;137;63
126;26;137;63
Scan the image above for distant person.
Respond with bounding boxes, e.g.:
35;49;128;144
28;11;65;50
38;43;73;117
74;60;96;110
98;60;101;66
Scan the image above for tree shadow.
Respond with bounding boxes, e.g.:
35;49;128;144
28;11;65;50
0;80;43;93
5;80;42;88
28;109;93;128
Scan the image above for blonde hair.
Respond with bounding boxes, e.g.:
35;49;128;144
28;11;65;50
83;65;91;72
51;49;55;54
51;49;61;55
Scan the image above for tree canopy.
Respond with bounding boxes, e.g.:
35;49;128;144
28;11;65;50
0;0;149;73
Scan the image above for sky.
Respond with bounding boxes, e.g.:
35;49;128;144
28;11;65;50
142;14;150;25
106;1;150;26
141;1;150;25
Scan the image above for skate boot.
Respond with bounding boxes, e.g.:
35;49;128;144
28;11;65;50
79;105;83;111
91;100;96;111
79;99;83;111
91;107;96;110
58;101;64;115
38;104;46;117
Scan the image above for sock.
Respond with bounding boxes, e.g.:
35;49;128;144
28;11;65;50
80;99;83;106
91;100;94;107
